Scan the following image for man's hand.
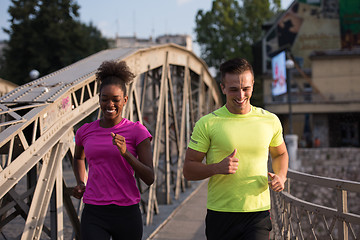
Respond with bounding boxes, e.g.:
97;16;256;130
216;149;239;175
268;172;286;192
111;132;127;155
73;183;85;199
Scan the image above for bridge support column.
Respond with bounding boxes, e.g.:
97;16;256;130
337;189;348;240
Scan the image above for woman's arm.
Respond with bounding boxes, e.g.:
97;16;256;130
111;132;154;186
72;145;86;199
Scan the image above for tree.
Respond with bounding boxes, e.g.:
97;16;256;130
0;0;108;85
195;0;280;69
194;0;281;106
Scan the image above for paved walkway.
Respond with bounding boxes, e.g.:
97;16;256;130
147;180;208;240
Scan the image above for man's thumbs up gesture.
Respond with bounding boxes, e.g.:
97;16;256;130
217;149;239;175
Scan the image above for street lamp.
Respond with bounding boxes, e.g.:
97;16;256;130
286;59;294;134
286;59;295;70
285;58;299;169
29;69;40;80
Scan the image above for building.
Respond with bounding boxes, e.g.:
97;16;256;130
111;34;193;51
259;0;360;147
156;34;192;51
111;35;157;49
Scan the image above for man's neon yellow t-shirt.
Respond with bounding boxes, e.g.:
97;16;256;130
188;105;284;212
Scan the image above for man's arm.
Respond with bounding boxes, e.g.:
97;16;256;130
268;142;289;192
183;148;239;181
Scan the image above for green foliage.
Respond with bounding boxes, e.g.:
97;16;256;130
195;0;243;70
194;0;281;106
0;0;108;85
195;0;280;69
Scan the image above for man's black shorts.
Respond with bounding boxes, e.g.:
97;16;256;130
205;209;272;240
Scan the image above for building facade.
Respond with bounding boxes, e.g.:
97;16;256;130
111;34;193;51
156;34;192;51
260;0;360;147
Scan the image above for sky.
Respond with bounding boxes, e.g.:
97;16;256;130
0;0;293;55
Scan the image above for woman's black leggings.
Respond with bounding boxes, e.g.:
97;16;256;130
80;203;143;240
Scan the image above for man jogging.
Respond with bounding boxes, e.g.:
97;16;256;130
183;58;289;240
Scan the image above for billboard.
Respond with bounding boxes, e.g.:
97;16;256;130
271;51;287;96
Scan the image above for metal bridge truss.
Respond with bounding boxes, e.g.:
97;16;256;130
0;44;222;239
271;169;360;240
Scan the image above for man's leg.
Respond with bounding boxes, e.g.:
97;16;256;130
241;211;272;240
205;209;272;240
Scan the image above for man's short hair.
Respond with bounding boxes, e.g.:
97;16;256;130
220;58;254;84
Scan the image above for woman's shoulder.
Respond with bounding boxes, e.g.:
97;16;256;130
132;121;149;133
117;119;151;142
126;120;151;135
121;118;145;128
77;120;100;134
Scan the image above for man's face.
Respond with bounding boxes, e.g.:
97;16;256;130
220;70;254;114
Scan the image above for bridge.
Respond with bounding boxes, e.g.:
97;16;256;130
0;44;359;239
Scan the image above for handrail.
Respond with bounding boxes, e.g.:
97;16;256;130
281;192;360;224
271;169;360;240
287;169;360;193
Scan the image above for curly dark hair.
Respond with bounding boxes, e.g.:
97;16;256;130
220;58;254;85
96;60;135;95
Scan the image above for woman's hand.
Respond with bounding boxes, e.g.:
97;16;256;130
73;183;86;199
111;132;127;155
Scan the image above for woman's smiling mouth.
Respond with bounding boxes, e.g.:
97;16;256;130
106;109;116;113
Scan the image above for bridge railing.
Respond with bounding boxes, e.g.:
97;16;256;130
271;169;360;240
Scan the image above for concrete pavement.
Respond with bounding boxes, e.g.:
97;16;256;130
147;180;208;240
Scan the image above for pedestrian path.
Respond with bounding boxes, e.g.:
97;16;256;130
147;180;208;240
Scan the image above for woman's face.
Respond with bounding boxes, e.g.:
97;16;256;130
99;84;128;124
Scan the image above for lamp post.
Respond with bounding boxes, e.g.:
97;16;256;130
285;58;298;169
286;59;294;134
29;69;40;80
